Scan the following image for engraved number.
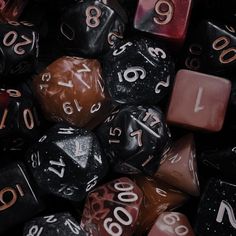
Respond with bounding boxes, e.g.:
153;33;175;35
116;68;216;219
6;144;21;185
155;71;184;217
118;67;146;83
65;219;82;234
109;127;122;144
113;42;133;56
86;6;101;28
26;225;43;236
154;0;174;25
48;158;66;178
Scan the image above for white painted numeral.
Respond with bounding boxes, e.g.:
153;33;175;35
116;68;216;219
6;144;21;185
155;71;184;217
64;218;82;234
130;129;143;147
57;80;73;88
156;187;167;197
26;225;43;236
216;200;236;229
31;151;41;168
118;67;146;83
86;175;98;192
169;154;182;164
48;158;66;178
58;127;75;135
194;87;204;113
113;42;133;56
44;215;57;223
155;75;170;94
148;47;167;59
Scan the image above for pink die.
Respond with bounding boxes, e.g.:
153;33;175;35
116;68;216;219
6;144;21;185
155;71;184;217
134;0;192;44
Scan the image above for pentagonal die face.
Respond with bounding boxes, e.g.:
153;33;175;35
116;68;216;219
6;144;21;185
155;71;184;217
81;177;143;236
26;123;109;202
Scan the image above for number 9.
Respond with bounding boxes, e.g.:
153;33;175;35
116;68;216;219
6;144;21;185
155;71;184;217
153;0;174;25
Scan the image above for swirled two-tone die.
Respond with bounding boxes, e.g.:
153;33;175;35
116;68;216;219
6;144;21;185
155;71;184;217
81;177;143;236
23;212;86;236
33;56;112;129
25;123;109;202
102;37;175;104
0;20;39;77
96;105;171;175
59;0;127;57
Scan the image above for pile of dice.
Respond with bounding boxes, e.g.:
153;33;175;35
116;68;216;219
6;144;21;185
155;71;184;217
0;0;236;235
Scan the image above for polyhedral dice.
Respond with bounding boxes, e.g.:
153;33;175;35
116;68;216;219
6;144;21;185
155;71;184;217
0;0;28;21
134;0;193;44
167;69;231;132
96;105;171;175
0;83;41;153
81;177;143;236
148;212;195;236
0;20;39;77
102;38;175;104
195;179;236;236
26;123;108;202
23;212;86;236
134;176;188;234
59;0;127;57
33;56;112;129
155;134;200;196
0;162;43;235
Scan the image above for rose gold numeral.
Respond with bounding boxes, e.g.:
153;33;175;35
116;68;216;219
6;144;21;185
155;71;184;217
3;31;33;55
154;0;174;25
130;129;143;147
0;109;8;129
225;25;236;33
143;112;160;127
108;31;123;46
212;36;236;64
6;89;21;97
85;6;101;28
23;109;34;129
185;44;202;70
194;87;204;113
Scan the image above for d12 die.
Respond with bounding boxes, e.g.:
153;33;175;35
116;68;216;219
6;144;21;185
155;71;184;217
59;0;127;57
167;69;231;132
134;0;193;44
23;212;86;236
26;123;109;202
33;56;112;129
195;179;236;236
0;21;39;77
96;105;171;175
148;212;195;236
0;84;41;153
0;0;28;21
81;177;143;236
155;134;200;196
134;176;188;234
0;162;43;235
102;38;175;104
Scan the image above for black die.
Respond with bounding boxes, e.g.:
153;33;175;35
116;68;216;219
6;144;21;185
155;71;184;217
0;21;39;77
102;38;175;104
195;179;236;236
59;0;127;57
0;162;43;235
0;83;41;153
26;123;109;202
96;105;171;175
23;212;86;236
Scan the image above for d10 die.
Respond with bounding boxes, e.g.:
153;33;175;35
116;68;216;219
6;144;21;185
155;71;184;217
167;69;231;132
155;134;200;196
148;212;195;236
33;56;112;129
23;212;86;236
0;84;41;153
26;123;109;202
134;176;188;234
96;105;171;175
102;37;175;104
134;0;193;44
59;0;127;57
195;179;236;236
81;177;143;236
0;162;43;235
0;21;39;77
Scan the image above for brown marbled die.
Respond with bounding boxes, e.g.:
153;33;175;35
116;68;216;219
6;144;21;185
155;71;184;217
33;56;112;129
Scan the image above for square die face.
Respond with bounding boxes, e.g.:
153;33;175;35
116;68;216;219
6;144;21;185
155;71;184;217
167;70;231;131
195;179;236;236
134;0;192;41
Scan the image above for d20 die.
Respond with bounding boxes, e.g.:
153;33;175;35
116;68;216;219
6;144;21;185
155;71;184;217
134;0;192;44
167;69;231;132
33;56;112;129
0;162;43;235
26;123;108;202
23;212;86;236
96;105;171;176
155;134;200;196
148;212;195;236
195;179;236;236
81;177;143;236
